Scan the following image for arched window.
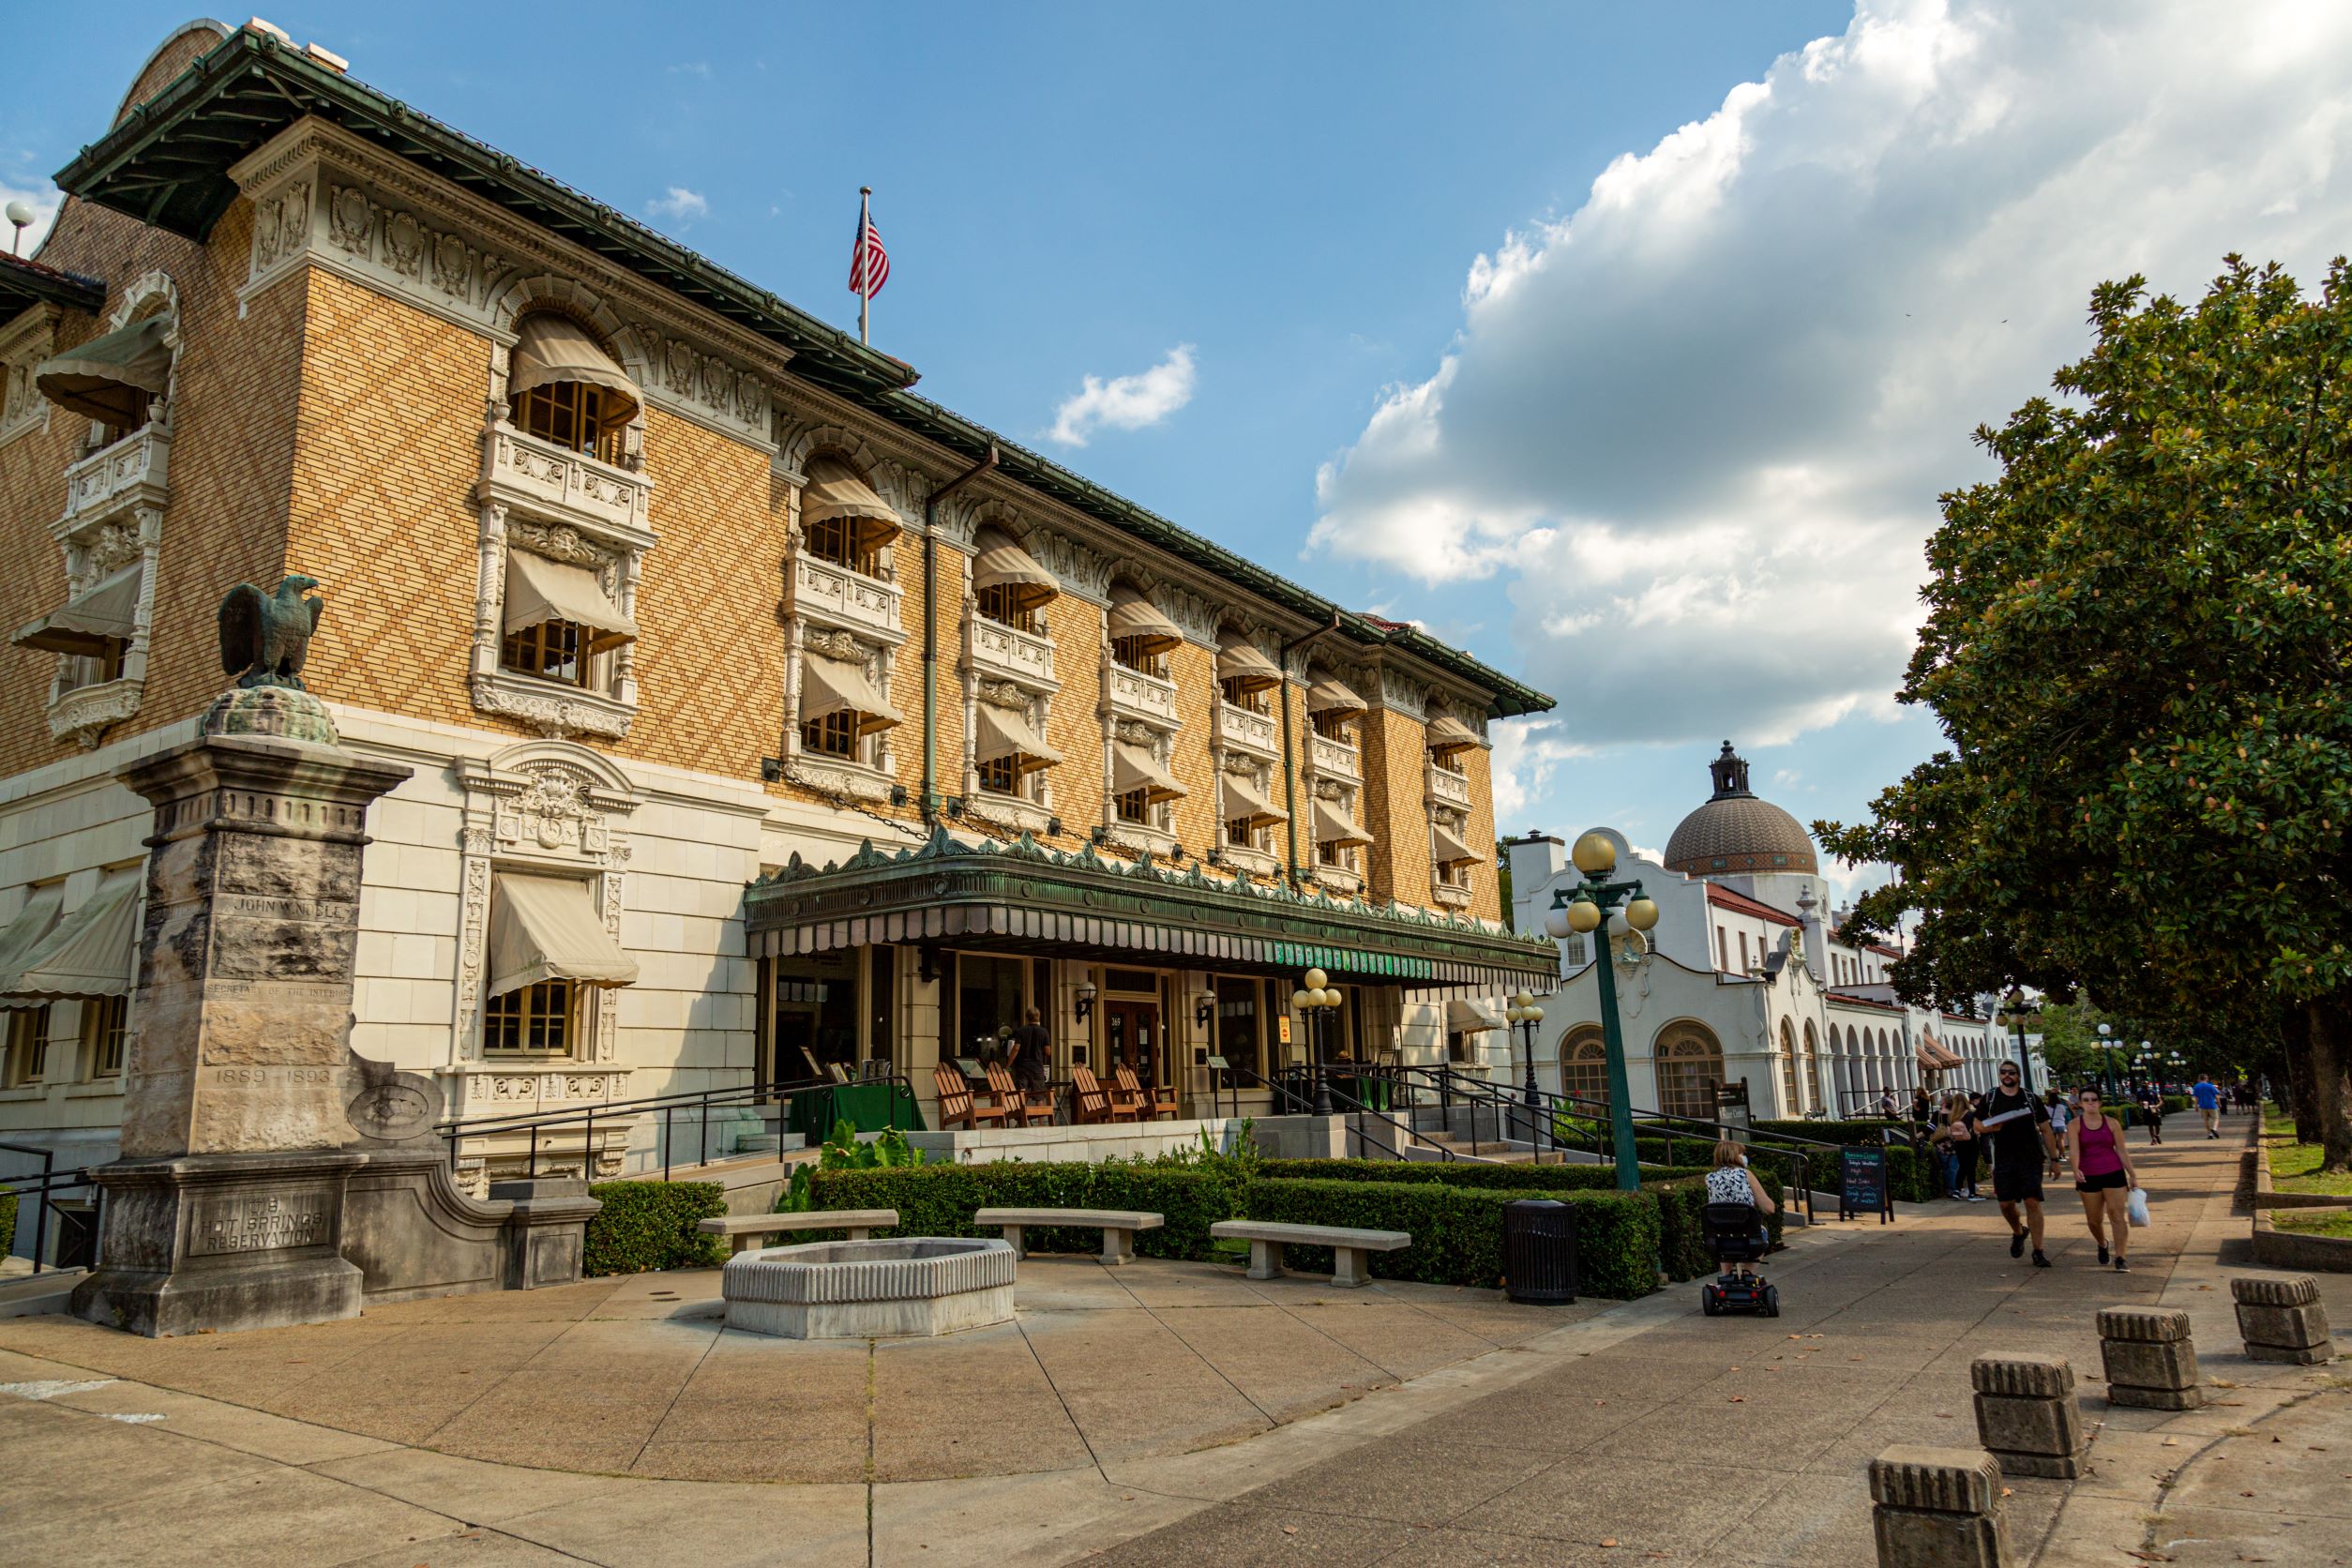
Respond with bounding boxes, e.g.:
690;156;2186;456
1802;1020;1822;1114
1560;1025;1609;1108
1779;1018;1802;1116
800;454;901;580
1652;1021;1725;1123
507;311;637;465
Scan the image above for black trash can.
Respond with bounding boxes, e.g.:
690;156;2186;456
1501;1198;1577;1304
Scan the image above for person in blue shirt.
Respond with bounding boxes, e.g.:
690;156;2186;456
2193;1074;2222;1139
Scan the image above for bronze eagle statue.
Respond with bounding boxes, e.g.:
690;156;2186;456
219;574;324;688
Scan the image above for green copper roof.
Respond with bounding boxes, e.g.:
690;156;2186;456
0;252;106;321
56;27;1554;719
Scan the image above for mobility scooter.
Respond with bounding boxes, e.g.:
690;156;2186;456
1700;1201;1779;1317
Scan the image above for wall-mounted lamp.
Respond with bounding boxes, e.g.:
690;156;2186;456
1194;988;1217;1029
1206;847;1224;867
1074;979;1097;1022
890;784;911;807
759;757;784;783
1047;816;1063;837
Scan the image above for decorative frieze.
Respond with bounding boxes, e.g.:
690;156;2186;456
786;756;895;806
0;304;60;448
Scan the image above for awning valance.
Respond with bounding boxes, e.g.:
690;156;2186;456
1307;675;1366;716
1219;771;1287;828
36;315;172;426
1426;716;1480;755
975;701;1060;774
488;873;639;998
11;565;142;657
508;312;641;428
1108;586;1183;656
504;549;637;651
1313;798;1373;847
0;885;65;1003
802;455;903;549
1432;822;1483;866
1919;1032;1967;1069
1112;741;1186;802
1446;998;1503;1034
2;881;138;1002
970;526;1058;612
803;652;903;735
1214;630;1282;692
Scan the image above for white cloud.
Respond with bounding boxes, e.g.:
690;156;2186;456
1048;345;1197;446
646;187;709;224
1488;717;1593;828
1312;0;2352;751
1;177;61;257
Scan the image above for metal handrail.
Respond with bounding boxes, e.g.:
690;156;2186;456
0;1151;102;1276
1244;1065;1455;1163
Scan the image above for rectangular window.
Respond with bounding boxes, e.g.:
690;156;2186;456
482;980;576;1057
1316;839;1349;867
1115;787;1151;824
867;944;896;1069
1105;968;1158;994
957;953;1027;1061
513;381;626;464
84;994;128;1077
1738;931;1750;972
1220;678;1270;715
977;753;1019;795
1310;711;1352;742
1111;636;1165;677
975;584;1038;633
4;1005;49;1087
1225;816;1256;847
806;515;882;578
1214;975;1261;1082
802;710;859;759
770;949;859;1082
501;619;586;686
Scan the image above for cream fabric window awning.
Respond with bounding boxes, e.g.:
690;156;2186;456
1313;798;1373;847
509;312;641;427
1214;630;1281;692
803;651;903;735
802;456;903;549
11;565;142;657
36;315;173;426
970;526;1058;612
1108;586;1183;656
1218;771;1287;827
1432;822;1484;866
0;885;65;1004
488;873;639;998
1;881;138;1002
975;701;1061;774
505;549;638;652
1306;675;1366;716
1426;716;1480;755
1445;998;1503;1034
1111;741;1186;802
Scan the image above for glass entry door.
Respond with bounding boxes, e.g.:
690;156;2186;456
1103;999;1163;1089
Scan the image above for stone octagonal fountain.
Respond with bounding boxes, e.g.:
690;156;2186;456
722;1237;1017;1339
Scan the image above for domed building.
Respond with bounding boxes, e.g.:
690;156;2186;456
1664;743;1818;878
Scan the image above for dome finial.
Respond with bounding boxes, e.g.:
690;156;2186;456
1709;741;1752;800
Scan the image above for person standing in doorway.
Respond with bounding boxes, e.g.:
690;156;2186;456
2066;1086;2139;1271
2193;1073;2222;1139
1983;1061;2061;1267
1008;1006;1052;1114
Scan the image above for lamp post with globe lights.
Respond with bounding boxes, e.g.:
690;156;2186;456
1997;988;2041;1095
1291;969;1343;1117
1505;991;1545;1113
1543;832;1660;1192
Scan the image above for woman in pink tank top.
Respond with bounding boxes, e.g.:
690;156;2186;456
2066;1087;2138;1271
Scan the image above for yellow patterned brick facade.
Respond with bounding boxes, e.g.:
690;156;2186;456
1359;706;1429;910
1456;739;1501;924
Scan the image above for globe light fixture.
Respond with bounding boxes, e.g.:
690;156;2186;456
1565;897;1603;935
1570;831;1617;877
1624;897;1660;932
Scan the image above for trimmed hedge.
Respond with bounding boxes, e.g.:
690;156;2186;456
583;1180;727;1276
808;1163;1232;1260
1240;1176;1663;1300
1750;1118;1902;1146
1257;1158;1705;1191
0;1189;14;1259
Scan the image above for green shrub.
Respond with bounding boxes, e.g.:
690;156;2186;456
1750;1118;1904;1146
808;1162;1234;1259
1239;1177;1662;1299
583;1180;727;1276
2162;1094;2192;1115
0;1189;14;1259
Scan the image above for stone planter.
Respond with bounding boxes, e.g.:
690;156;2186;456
722;1237;1016;1339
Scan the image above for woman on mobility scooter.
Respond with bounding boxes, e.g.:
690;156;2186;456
1702;1139;1780;1318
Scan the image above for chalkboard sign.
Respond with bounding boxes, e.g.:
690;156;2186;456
1841;1145;1892;1224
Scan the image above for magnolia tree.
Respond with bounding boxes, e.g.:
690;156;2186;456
1824;257;2352;1169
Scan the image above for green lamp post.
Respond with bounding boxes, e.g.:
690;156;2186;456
1996;987;2041;1095
1545;832;1660;1193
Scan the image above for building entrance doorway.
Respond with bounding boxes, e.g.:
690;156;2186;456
1103;999;1163;1091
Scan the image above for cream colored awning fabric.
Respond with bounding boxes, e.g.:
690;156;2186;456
37;315;173;426
1426;715;1480;755
504;549;637;651
11;565;142;657
1445;998;1503;1034
970;526;1058;612
802;456;903;549
1432;822;1484;866
1312;798;1373;847
1918;1031;1966;1069
1306;675;1366;716
975;701;1061;773
1218;771;1287;827
0;885;65;1004
488;873;639;998
1111;741;1186;802
802;652;903;735
1214;630;1282;692
508;312;641;427
1108;586;1183;656
2;881;138;1002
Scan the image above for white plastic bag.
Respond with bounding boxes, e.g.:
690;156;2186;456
2126;1186;2150;1229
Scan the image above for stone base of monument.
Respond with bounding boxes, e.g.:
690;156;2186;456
341;1150;601;1304
69;1149;366;1337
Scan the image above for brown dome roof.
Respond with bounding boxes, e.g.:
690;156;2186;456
1663;743;1818;876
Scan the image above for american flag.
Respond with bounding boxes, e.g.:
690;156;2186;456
849;209;889;299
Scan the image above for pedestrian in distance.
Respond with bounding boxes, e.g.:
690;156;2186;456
2193;1073;2222;1139
1965;1089;1990;1198
2136;1080;2164;1144
1008;1006;1051;1097
1877;1086;1899;1120
2066;1086;2139;1271
1931;1091;1980;1200
1982;1061;2061;1267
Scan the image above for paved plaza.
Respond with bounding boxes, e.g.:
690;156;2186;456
2;1123;2345;1566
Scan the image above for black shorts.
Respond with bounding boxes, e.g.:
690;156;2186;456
1992;1161;2044;1203
2075;1168;2128;1192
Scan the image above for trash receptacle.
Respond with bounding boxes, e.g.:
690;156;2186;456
1501;1198;1576;1304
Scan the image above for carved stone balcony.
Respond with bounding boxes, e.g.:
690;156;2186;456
1425;761;1471;810
790;554;906;646
1108;663;1179;731
1310;861;1364;897
480;424;653;543
1309;732;1360;781
1215;701;1277;761
971;616;1056;691
1431;881;1474;911
58;424;169;535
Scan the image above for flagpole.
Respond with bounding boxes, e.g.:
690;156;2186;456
858;186;872;345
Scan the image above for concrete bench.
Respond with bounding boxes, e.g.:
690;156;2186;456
1211;1220;1410;1288
698;1210;899;1254
973;1207;1165;1265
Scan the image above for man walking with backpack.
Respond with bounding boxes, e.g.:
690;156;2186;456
1983;1061;2062;1267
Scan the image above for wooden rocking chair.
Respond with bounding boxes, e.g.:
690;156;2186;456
987;1061;1054;1126
1116;1064;1178;1122
1071;1063;1136;1124
935;1062;1006;1131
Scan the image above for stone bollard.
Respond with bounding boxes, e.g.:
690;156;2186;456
2232;1274;2333;1364
1869;1445;2008;1568
1970;1353;2089;1478
2097;1306;2203;1410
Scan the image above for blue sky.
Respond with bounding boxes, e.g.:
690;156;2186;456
13;3;2352;906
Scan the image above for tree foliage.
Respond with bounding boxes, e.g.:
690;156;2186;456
1821;257;2352;1165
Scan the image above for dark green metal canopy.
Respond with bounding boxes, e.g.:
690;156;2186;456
0;252;106;323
